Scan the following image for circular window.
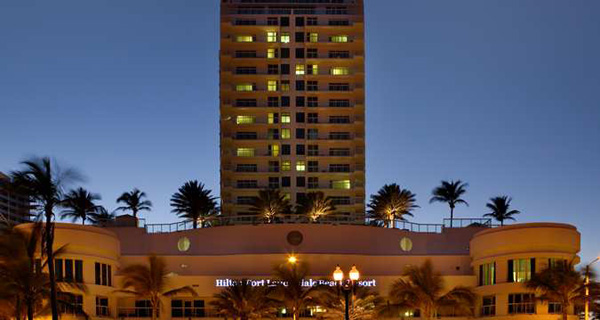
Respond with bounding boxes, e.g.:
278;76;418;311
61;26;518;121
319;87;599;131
400;237;413;252
177;237;191;252
287;231;304;246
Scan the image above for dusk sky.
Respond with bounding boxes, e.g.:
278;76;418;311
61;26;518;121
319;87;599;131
1;1;598;265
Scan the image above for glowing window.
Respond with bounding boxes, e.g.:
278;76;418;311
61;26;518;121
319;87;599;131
295;65;305;75
282;161;291;171
236;115;255;124
267;80;278;91
510;259;532;283
281;129;291;139
267;48;276;59
331;67;350;75
281;113;291;123
310;65;319;75
331;180;351;189
267;31;278;42
330;35;348;43
480;262;496;286
236;83;254;91
283;193;291;201
270;144;280;157
268;113;277;124
177;237;191;252
281;81;290;91
280;33;290;43
237;148;255;157
308;33;319;43
296;161;306;172
236;35;254;42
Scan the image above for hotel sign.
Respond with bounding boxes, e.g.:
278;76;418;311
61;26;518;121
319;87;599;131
215;278;377;288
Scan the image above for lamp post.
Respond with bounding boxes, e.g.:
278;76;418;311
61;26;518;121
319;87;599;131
585;257;599;320
333;265;360;320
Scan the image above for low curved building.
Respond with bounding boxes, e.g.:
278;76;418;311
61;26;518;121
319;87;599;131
22;220;580;320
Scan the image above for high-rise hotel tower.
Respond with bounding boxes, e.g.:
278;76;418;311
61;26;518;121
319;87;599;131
220;0;365;221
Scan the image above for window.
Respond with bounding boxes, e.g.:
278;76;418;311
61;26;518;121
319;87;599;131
307;113;318;123
296;161;306;172
268;64;279;74
329;99;350;107
268;144;280;156
280;33;290;43
307;129;318;140
296;80;305;91
237;180;258;189
307;81;318;91
281;129;291;139
282;177;291;187
548;258;567;269
96;296;109;317
268;113;279;124
236;115;255;124
330;148;350;156
267;48;277;59
296;144;305;155
75;260;83;283
331;67;350;75
296;96;305;107
329;20;350;26
479;262;496;286
235;132;258;140
329;132;351;140
269;177;279;189
307;17;318;26
331;180;351;189
508;259;534;283
171;299;205;318
267;80;278;91
56;259;83;283
307;64;318;75
481;296;495;317
237;196;256;205
236;99;257;107
308;145;319;156
296;128;305;139
296;177;306;187
267;31;277;42
281;81;290;92
236;35;254;42
307;97;319;107
295;17;304;27
236;66;257;74
235;50;257;58
235;19;256;26
281;144;291;155
94;262;111;286
281;113;291;123
329;164;350;172
308;160;319;172
280;17;289;27
282;160;291;171
267;97;279;107
280;48;290;58
281;96;290;107
308;33;319;43
236;83;254;92
330;196;351;205
307;48;318;58
295;64;305;75
59;293;83;315
329;83;350;91
236;164;257;172
329;50;350;58
267;17;278;26
237;148;255;157
308;177;319;189
296;112;305;123
281;64;290;74
549;302;562;314
295;32;304;42
296;48;305;59
508;293;535;314
330;35;349;43
329;116;350;123
267;128;279;140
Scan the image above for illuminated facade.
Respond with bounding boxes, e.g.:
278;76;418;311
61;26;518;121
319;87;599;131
23;220;582;320
219;0;366;220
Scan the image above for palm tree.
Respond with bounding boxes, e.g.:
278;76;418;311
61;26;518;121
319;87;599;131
59;187;102;225
170;180;218;229
296;192;336;222
388;260;475;319
117;255;196;320
272;262;320;320
368;184;418;228
429;180;469;228
318;286;384;320
116;188;152;219
91;206;116;226
210;281;277;320
249;189;292;223
526;260;588;320
483;196;520;226
10;157;80;320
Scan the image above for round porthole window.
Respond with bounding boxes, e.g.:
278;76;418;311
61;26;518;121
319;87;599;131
287;231;304;246
177;237;191;252
400;237;413;252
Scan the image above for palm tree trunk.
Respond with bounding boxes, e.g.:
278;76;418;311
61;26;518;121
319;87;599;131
192;219;198;229
15;295;21;320
45;208;59;320
562;309;568;320
450;206;454;228
26;297;34;320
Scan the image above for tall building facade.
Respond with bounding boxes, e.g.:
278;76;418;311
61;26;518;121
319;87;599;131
220;0;366;221
0;172;30;224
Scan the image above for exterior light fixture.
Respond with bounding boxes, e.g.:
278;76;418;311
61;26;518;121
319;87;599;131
332;264;360;320
333;265;344;282
349;265;360;281
288;255;298;264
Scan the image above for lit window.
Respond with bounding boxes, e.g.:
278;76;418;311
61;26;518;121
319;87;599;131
280;33;290;43
270;144;280;157
237;148;255;157
309;65;319;75
236;83;254;92
268;113;277;124
330;67;349;75
236;35;254;42
281;113;291;123
510;259;532;283
281;129;291;139
236;115;255;124
296;161;306;172
282;161;291;171
267;48;277;59
308;33;318;43
267;31;278;42
281;81;290;91
283;193;291;201
295;65;305;75
331;180;351;189
267;80;278;91
330;35;348;43
479;262;496;286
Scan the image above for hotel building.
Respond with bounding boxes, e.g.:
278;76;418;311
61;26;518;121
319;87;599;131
0;172;30;225
21;219;582;320
219;0;366;220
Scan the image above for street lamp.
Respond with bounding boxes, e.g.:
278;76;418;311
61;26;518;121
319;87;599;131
585;257;599;320
332;264;360;320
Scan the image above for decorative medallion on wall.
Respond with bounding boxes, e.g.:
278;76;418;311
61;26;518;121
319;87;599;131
287;231;304;246
400;237;413;252
177;236;191;252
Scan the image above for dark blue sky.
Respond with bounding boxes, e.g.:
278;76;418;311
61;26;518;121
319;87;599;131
1;1;598;265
